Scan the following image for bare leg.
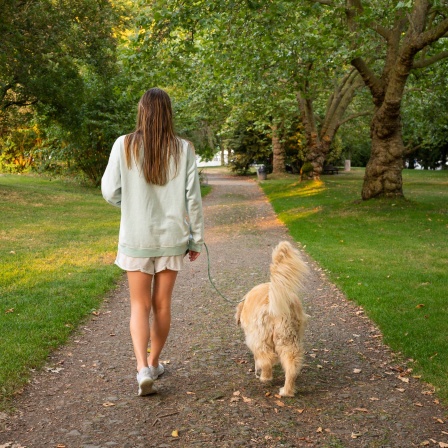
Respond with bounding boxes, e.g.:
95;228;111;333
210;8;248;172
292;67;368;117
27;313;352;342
148;269;178;367
127;271;153;372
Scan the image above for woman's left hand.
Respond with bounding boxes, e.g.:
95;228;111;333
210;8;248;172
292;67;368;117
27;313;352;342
188;250;200;262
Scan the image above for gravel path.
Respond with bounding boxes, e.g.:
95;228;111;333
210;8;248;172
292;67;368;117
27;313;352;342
1;170;447;448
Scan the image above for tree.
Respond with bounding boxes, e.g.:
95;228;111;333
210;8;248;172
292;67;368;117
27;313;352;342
307;0;448;198
0;0;118;118
129;1;367;176
0;0;129;183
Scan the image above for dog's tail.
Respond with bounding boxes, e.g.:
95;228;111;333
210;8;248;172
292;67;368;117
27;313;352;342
269;241;308;318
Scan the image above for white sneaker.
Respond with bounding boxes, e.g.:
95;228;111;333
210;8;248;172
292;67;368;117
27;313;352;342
148;363;165;380
136;367;157;396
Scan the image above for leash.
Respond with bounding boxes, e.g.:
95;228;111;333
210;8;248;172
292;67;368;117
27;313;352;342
203;242;245;305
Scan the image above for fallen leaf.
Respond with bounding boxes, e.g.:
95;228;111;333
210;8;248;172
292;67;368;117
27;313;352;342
353;368;362;374
103;402;116;407
419;442;430;447
5;309;14;314
186;391;195;395
396;388;406;392
274;394;282;399
242;396;252;403
398;376;409;383
230;397;240;402
316;427;322;433
265;391;271;397
433;417;444;424
351;432;362;439
296;409;305;414
353;408;369;413
414;402;423;407
56;445;66;448
416;304;425;309
171;429;179;438
275;400;285;407
442;431;448;435
369;397;379;401
92;311;100;316
235;358;248;364
233;390;241;396
439;443;448;448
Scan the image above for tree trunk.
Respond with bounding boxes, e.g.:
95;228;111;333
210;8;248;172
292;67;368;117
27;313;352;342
306;139;329;177
271;123;285;174
362;110;405;199
296;68;365;179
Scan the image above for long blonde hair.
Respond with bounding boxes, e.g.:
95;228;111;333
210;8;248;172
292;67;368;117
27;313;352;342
124;88;181;185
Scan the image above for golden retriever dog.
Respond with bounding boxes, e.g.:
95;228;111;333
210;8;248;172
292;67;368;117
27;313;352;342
235;241;308;397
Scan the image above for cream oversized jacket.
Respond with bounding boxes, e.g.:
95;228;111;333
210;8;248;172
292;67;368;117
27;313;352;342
101;135;204;257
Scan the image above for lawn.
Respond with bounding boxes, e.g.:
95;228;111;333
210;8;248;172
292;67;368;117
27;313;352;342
0;174;123;409
261;168;448;403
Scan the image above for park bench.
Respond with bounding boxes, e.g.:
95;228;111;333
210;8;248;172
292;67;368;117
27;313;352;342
322;164;339;175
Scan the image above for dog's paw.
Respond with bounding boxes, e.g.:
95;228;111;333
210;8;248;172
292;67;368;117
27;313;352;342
259;375;273;382
279;387;295;397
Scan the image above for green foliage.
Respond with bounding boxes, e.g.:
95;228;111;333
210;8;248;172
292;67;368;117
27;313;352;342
0;0;118;113
2;0;448;190
0;124;40;173
0;0;127;184
227;122;271;174
261;168;448;402
403;60;448;170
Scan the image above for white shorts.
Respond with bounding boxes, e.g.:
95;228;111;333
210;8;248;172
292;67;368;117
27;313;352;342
115;251;184;275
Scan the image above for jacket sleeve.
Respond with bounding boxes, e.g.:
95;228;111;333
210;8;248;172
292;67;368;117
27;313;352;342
101;137;122;208
185;143;204;252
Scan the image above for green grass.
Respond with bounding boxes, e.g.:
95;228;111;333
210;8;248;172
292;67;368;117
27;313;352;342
201;184;212;197
0;174;122;410
260;168;448;402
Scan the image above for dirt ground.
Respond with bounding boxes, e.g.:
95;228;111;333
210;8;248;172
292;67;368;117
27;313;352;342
1;170;447;448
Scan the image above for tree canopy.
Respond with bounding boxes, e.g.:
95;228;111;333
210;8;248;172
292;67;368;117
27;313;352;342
1;0;447;196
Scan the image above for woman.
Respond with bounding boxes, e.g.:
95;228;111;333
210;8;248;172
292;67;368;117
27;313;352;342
101;88;204;396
